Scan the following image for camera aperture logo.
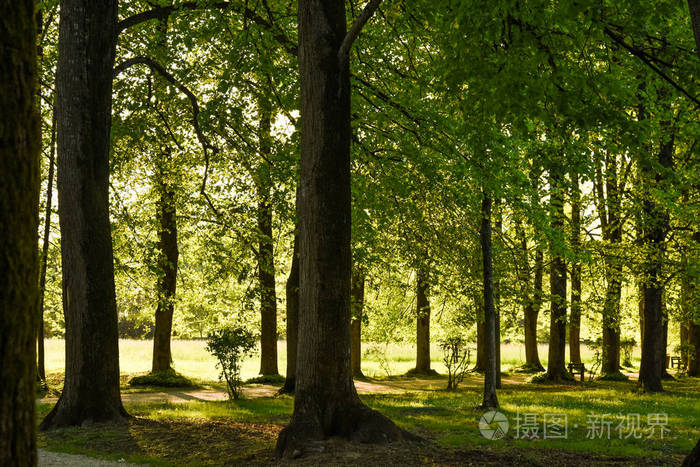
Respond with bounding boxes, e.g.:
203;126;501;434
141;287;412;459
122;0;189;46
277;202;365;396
479;410;509;440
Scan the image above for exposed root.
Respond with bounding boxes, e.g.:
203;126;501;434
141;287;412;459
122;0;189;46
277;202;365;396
276;404;420;458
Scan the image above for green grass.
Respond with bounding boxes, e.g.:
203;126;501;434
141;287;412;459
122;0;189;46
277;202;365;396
43;339;627;384
39;339;693;465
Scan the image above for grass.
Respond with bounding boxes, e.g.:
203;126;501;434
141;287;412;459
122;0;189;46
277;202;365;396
38;339;695;465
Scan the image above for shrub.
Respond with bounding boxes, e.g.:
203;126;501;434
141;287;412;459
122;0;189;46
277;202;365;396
440;337;472;390
129;369;197;388
206;326;257;400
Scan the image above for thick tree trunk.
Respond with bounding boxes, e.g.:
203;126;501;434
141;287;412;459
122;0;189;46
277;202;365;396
569;172;582;365
257;105;279;376
279;236;299;394
0;1;40;463
41;0;127;428
350;270;365;378
413;267;435;375
38;108;56;383
276;1;408;456
545;168;568;381
638;130;674;393
152;156;179;373
480;195;499;408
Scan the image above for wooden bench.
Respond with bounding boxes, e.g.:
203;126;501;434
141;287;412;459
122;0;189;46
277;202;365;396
568;362;586;382
670;356;683;369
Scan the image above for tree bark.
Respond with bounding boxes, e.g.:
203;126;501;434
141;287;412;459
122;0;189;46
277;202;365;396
41;0;127;428
545;167;568;381
276;0;408;456
637;129;674;393
350;269;365;378
279;235;299;394
152;152;179;373
0;0;40;463
569;171;582;365
480;195;499;408
257;104;279;376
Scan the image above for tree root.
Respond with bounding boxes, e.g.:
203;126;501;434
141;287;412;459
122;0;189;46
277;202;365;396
276;404;420;458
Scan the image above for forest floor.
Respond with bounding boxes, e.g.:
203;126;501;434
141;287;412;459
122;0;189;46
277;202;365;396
36;371;699;466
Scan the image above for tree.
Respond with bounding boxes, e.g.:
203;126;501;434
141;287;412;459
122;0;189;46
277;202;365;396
41;0;128;428
0;1;40;465
350;269;365;378
545;163;569;381
280;235;299;394
256;99;279;376
569;171;582;365
637;126;674;393
151;150;179;372
410;266;437;375
275;0;411;456
480;194;499;408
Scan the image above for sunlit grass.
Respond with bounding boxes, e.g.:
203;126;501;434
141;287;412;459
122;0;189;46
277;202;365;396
43;339;642;383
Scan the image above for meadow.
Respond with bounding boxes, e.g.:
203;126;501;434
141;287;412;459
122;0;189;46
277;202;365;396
37;339;697;465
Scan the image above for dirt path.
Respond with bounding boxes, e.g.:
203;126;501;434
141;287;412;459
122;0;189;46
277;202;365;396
38;449;142;466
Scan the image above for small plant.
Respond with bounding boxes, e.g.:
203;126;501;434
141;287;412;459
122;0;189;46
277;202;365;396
206;326;257;400
440;337;471;390
364;342;393;377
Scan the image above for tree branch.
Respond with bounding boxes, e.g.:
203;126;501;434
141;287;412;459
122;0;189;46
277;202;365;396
117;2;298;55
338;0;383;67
603;27;700;106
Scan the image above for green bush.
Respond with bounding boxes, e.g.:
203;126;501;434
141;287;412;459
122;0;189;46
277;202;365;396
206;326;257;400
129;369;197;388
245;374;285;385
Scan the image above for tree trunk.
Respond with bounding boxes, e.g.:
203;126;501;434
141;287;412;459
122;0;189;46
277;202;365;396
41;0;127;428
350;270;365;378
545;168;568;381
689;320;700;377
276;1;408;456
493;201;502;388
413;266;435;374
480;195;499;408
257;104;279;376
569;172;582;365
637;129;674;393
152;153;179;373
474;315;486;372
594;152;624;377
0;1;40;463
38;107;56;383
522;243;545;371
279;235;299;394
